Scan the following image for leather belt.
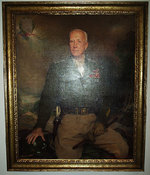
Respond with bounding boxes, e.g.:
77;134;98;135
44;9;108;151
62;107;94;115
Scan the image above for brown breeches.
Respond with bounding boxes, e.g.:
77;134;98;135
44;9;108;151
55;114;128;159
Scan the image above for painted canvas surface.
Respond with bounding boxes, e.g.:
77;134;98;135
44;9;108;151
16;15;135;159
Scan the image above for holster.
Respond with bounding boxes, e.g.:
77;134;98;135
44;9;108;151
52;106;63;141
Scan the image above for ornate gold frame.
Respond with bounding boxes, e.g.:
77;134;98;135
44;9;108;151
3;1;148;171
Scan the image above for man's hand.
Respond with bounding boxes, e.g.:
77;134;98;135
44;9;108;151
87;122;105;142
26;128;45;144
93;122;105;136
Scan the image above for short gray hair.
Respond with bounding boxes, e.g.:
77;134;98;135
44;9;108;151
69;29;88;42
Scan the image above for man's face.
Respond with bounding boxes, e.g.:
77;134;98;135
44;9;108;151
69;30;88;58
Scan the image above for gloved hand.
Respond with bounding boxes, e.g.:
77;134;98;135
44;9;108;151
93;122;105;136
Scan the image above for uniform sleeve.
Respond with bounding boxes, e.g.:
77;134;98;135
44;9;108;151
95;60;116;126
35;65;58;129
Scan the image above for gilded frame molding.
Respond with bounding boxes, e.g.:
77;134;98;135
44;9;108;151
3;1;148;171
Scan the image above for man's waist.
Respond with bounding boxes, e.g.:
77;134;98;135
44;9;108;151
62;107;95;115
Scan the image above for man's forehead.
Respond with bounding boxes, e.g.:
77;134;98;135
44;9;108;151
70;30;87;40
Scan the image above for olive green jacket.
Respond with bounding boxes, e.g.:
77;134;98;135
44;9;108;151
36;57;110;129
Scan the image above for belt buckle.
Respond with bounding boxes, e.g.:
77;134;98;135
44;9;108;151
75;108;79;115
81;108;87;115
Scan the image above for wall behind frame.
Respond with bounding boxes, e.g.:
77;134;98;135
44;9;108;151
0;0;149;175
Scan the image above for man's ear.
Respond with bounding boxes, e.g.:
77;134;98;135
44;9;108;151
85;42;88;50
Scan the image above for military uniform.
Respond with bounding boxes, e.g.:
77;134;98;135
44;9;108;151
35;57;128;159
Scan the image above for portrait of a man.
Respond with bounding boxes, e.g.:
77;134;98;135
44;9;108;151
17;15;134;159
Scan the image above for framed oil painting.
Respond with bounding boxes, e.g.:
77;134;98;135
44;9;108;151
3;1;148;171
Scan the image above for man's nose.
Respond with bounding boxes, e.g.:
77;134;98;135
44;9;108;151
73;41;77;48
